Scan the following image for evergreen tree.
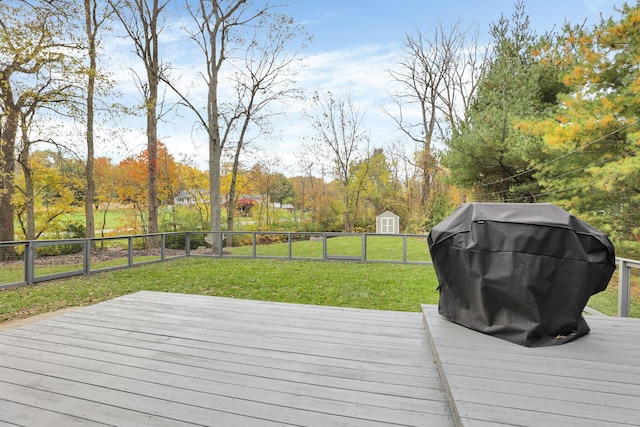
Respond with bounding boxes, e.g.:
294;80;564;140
520;2;640;238
444;2;565;202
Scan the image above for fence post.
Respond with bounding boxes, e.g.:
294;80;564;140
186;232;191;257
252;232;257;258
25;241;35;286
362;234;367;262
288;232;292;260
128;236;134;267
83;239;91;275
403;235;408;264
618;258;631;317
322;233;327;261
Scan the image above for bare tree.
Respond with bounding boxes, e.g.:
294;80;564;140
386;22;484;205
306;91;369;232
224;12;308;239
111;0;170;238
159;1;306;248
82;0;116;241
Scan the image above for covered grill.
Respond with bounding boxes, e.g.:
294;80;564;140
427;203;616;347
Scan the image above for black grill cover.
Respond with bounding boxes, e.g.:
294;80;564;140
427;203;616;347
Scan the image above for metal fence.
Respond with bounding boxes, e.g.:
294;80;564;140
1;231;637;317
0;231;431;289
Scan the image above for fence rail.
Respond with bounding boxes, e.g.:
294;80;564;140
1;231;637;317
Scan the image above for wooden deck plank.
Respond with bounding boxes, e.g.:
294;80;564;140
0;346;439;415
0;335;433;402
41;311;431;366
97;292;427;336
0;363;429;427
0;292;454;426
422;304;640;427
6;322;439;385
0;399;109;427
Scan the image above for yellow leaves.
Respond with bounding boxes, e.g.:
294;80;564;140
632;75;640;95
583;49;599;64
578;35;593;46
600;97;615;110
562;65;587;86
546;125;577;149
599;113;615;127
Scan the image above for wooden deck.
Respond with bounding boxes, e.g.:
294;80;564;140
0;291;452;426
422;305;640;427
0;292;638;426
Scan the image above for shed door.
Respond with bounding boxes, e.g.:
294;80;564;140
380;216;395;234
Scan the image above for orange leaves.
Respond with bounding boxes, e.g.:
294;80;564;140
116;141;179;207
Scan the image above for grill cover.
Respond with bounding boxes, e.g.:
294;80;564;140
427;203;616;347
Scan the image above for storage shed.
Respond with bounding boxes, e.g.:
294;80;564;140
376;211;400;234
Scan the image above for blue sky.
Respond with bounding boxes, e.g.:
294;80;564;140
288;0;612;51
102;0;617;173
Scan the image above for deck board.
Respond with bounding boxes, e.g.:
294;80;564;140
422;305;640;427
0;292;453;426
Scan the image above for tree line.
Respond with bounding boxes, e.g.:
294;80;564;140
13;143;456;239
1;0;639;260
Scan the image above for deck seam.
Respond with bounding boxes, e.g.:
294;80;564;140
421;305;463;427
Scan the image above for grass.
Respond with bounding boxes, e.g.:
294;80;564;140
227;235;431;262
0;257;440;324
64;208;134;232
587;269;640;317
0;255;164;285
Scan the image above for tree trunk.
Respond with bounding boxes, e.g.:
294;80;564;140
84;0;96;242
18;125;36;240
343;192;352;232
226;158;239;248
226;100;254;245
209;143;222;251
22;165;35;240
0;107;19;260
146;42;159;244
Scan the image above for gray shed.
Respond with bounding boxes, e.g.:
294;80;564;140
376;211;400;234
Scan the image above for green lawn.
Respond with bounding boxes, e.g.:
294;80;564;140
587;269;640;317
0;257;440;323
227;235;431;262
64;208;134;232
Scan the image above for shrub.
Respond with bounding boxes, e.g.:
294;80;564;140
36;221;85;256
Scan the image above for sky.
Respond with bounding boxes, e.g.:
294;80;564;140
98;0;617;174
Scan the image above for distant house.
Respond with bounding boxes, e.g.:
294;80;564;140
173;190;196;206
173;189;209;206
272;202;294;212
376;211;400;234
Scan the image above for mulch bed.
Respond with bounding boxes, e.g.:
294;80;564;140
0;248;188;268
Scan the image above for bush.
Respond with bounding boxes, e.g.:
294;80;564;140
36;221;85;256
165;233;206;250
159;205;208;233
